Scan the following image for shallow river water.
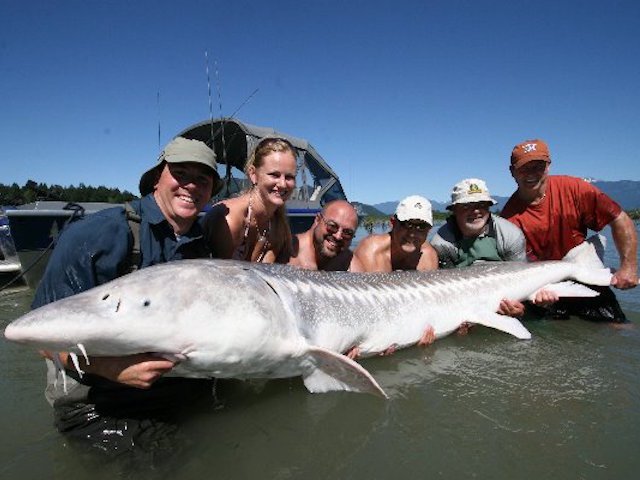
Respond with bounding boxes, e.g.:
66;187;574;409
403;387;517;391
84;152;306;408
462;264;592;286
1;225;639;479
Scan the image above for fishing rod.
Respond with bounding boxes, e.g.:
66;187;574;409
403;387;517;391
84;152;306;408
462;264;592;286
205;50;233;195
156;91;161;151
204;50;259;196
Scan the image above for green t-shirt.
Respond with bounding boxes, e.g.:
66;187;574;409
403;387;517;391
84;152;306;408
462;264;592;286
455;235;502;267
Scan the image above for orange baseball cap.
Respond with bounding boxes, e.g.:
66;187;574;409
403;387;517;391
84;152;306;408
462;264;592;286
510;139;551;169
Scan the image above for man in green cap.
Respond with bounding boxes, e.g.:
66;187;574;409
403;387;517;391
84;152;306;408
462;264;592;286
32;136;222;453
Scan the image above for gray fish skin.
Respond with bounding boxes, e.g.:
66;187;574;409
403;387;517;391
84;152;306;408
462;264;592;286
3;239;612;398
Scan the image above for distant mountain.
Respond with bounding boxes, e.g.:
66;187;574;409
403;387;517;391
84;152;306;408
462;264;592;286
373;199;449;214
592;180;640;210
366;179;640;214
492;196;510;212
371;201;399;215
352;201;385;216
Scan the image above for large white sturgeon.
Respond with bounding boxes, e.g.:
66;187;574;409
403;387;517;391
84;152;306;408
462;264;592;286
4;237;612;398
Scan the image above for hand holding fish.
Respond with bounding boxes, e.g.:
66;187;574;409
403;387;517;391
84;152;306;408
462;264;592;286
611;264;638;290
498;299;526;317
530;289;560;306
417;325;436;346
91;354;177;389
41;351;177;389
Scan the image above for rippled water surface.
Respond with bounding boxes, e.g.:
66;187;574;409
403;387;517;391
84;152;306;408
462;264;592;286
1;225;639;479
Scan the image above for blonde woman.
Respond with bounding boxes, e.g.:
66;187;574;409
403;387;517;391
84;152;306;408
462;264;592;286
203;137;297;262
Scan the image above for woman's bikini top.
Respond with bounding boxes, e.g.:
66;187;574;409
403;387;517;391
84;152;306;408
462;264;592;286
231;195;271;262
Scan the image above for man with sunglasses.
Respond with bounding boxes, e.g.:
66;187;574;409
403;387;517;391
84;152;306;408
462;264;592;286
289;200;364;271
353;195;438;273
32;137;222;453
348;195;439;354
502;138;637;322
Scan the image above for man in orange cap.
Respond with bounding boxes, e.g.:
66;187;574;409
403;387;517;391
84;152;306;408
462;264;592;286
502;139;638;321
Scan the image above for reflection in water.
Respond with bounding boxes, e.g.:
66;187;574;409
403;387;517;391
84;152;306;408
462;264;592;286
1;224;639;479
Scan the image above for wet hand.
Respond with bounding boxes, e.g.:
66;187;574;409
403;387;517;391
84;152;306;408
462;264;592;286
457;323;471;336
498;299;525;317
90;353;177;389
345;346;360;360
531;289;559;306
379;344;397;356
611;266;639;290
418;325;436;346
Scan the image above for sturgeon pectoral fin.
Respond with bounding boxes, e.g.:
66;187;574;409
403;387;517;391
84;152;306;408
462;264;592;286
471;312;532;340
302;346;388;399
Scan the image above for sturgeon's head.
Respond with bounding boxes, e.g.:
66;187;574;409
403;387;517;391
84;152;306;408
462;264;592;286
4;259;299;376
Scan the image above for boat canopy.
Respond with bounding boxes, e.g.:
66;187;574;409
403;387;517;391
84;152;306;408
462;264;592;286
176;118;347;206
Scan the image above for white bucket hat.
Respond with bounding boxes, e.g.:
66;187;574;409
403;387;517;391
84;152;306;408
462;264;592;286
447;178;497;210
395;195;433;225
139;137;222;197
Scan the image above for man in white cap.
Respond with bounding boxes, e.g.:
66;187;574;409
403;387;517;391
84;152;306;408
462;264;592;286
354;194;438;273
32;136;221;453
348;195;439;356
432;178;539;317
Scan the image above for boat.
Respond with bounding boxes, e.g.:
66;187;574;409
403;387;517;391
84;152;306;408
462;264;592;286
0;207;25;287
178;117;347;232
4;118;348;289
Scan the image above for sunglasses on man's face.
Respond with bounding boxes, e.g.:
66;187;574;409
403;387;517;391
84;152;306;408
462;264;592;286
320;214;355;239
397;219;430;232
458;202;492;211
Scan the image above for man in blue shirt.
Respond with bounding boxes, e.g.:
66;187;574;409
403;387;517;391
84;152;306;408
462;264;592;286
32;137;222;454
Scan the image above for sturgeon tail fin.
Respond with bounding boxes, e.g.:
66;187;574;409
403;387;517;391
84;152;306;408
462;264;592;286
471;312;532;340
302;346;388;398
562;234;612;286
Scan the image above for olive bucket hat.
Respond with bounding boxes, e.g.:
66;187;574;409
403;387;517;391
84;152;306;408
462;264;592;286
139;137;223;197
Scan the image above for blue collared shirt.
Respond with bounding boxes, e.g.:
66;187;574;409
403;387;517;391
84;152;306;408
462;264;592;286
33;194;208;308
31;195;214;422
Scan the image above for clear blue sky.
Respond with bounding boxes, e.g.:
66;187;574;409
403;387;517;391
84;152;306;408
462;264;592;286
2;0;639;205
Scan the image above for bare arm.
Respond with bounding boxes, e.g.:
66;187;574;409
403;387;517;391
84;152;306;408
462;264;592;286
348;251;366;272
609;211;638;289
352;235;386;272
41;351;176;389
416;243;439;271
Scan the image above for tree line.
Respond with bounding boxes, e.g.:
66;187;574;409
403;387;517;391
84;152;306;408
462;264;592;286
0;180;136;206
2;180;638;221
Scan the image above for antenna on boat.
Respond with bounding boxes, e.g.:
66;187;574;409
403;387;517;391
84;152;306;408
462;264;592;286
214;58;232;194
205;50;215;143
205;51;230;195
156;90;161;151
228;87;259;119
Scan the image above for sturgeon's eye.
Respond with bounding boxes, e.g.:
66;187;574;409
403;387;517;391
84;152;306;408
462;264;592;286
143;300;151;307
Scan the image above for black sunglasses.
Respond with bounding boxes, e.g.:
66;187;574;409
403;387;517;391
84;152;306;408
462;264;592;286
320;214;355;239
397;219;430;232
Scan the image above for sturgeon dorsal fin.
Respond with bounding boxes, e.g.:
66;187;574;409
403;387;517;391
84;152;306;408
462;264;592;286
469;312;532;340
302;346;388;398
